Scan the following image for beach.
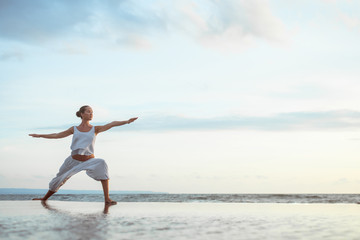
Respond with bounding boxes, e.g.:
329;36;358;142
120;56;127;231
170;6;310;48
1;201;360;240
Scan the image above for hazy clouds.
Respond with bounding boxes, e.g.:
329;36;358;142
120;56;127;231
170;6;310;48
0;0;289;51
125;110;360;131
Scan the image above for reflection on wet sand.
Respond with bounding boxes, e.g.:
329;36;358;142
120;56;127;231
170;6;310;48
41;201;113;214
2;201;360;240
40;201;115;240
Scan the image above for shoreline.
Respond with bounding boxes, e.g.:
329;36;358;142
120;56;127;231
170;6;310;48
1;192;360;204
1;200;360;215
2;201;360;240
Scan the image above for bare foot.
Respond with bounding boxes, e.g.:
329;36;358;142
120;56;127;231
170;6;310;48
105;199;117;205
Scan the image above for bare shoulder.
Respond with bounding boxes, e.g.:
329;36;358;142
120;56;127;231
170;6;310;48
67;126;74;134
95;125;105;134
59;126;74;137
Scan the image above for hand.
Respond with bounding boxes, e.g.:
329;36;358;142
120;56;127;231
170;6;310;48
29;134;41;138
127;117;138;124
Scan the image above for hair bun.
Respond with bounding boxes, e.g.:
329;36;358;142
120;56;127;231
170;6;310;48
76;105;90;119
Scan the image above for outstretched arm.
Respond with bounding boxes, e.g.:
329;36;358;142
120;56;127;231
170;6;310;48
95;117;138;134
29;127;73;139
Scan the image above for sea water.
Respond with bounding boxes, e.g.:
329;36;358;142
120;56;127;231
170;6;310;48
1;193;360;203
1;194;360;239
1;200;360;240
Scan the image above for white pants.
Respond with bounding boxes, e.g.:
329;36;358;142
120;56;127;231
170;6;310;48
49;156;109;192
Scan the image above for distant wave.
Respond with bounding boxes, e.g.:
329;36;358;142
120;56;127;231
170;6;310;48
1;194;360;204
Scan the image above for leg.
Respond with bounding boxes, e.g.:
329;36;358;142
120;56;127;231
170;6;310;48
49;156;82;192
101;179;117;205
84;158;114;205
33;156;82;201
32;190;55;201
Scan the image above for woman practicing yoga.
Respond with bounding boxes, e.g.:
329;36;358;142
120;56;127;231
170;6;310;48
29;105;138;205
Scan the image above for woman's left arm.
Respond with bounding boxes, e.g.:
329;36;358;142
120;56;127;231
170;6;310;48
95;117;138;134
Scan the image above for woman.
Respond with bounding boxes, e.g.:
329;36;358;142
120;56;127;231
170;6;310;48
29;105;138;205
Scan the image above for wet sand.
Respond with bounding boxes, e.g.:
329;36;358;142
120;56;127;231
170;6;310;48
1;201;360;239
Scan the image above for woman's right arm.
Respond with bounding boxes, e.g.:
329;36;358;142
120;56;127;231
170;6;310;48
29;127;74;139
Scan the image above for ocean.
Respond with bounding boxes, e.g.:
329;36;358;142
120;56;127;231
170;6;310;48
2;193;360;239
1;193;360;203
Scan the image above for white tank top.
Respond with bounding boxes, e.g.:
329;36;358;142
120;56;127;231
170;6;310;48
70;126;96;156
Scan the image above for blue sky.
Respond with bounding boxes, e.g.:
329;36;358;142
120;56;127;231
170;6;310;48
1;0;360;193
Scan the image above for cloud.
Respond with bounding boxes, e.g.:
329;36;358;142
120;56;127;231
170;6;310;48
126;110;360;131
0;0;93;43
333;178;349;185
338;12;360;30
0;0;166;45
0;50;23;61
0;0;289;51
31;110;360;132
174;0;290;51
116;34;152;49
207;0;288;42
58;42;88;55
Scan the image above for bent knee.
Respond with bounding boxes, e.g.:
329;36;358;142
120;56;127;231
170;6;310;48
96;158;106;165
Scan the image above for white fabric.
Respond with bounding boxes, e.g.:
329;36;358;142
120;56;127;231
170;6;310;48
70;126;96;156
49;156;109;192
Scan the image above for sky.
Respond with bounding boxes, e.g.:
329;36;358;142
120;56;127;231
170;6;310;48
1;0;360;193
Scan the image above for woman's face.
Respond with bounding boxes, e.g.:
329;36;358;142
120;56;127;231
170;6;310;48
81;107;93;121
